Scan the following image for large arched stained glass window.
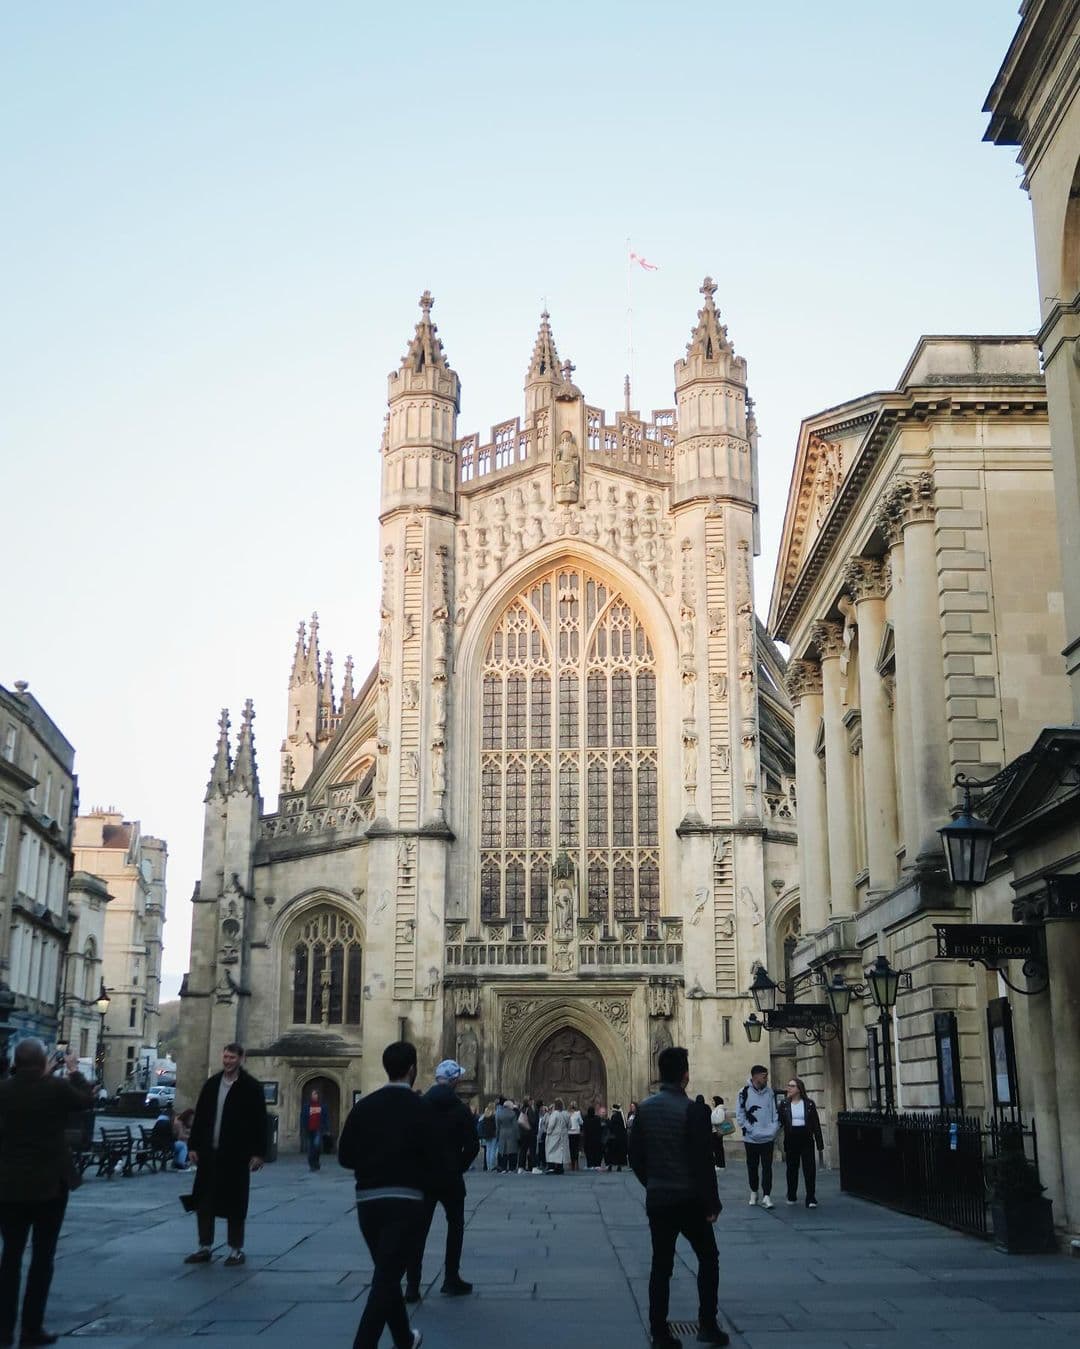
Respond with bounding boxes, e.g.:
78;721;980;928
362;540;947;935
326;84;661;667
480;565;660;938
288;908;363;1028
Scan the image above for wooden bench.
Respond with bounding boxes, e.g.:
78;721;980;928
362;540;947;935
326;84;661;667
96;1126;135;1178
140;1125;174;1173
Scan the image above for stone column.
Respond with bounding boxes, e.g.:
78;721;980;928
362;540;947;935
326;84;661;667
812;620;857;917
1047;919;1080;1229
843;557;898;897
786;660;829;935
878;472;950;863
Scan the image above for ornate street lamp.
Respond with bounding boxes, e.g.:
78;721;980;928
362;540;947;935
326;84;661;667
865;956;901;1010
825;973;853;1019
939;786;996;888
743;1013;764;1043
94;983;110;1085
749;965;779;1015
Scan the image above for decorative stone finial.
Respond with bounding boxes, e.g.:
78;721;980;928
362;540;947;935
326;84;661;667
419;290;434;313
700;276;717;299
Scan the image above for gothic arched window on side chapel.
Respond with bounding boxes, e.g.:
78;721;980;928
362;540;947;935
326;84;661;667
480;564;660;939
289;907;363;1027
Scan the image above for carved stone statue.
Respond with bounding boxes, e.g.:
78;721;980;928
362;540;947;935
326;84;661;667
455;1025;479;1080
553;430;581;504
553;876;575;940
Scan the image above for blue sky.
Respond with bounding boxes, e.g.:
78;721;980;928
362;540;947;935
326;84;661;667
2;2;1035;992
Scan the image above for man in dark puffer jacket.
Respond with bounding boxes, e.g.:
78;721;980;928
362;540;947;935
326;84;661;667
405;1059;479;1301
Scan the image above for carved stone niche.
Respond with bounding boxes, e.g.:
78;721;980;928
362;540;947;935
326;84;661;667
647;978;676;1020
451;980;481;1019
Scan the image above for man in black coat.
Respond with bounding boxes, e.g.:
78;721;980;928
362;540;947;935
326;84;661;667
0;1041;93;1347
404;1059;479;1302
339;1041;442;1349
630;1045;728;1349
185;1042;267;1268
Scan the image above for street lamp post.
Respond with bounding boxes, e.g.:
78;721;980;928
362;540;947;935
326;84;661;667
94;983;111;1087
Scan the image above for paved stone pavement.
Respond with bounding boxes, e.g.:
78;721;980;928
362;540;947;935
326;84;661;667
35;1153;1078;1347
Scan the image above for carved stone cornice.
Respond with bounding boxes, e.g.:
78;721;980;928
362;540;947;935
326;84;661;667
811;620;846;661
785;658;823;705
843;556;887;603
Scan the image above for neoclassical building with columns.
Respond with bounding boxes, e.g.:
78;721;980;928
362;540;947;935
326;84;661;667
768;335;1071;1160
178;282;797;1148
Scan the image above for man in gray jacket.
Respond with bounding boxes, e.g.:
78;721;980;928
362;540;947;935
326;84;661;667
629;1046;728;1349
735;1065;779;1209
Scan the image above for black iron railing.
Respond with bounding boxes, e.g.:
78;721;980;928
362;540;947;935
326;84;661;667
837;1110;1039;1239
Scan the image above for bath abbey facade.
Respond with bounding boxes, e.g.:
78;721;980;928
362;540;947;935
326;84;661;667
178;282;798;1147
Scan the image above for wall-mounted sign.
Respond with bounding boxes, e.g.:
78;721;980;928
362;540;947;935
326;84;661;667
935;923;1042;966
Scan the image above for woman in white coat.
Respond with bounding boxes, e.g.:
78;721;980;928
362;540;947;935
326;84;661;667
543;1098;571;1175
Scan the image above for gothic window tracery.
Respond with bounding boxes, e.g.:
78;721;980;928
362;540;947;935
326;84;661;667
479;564;660;938
288;907;362;1028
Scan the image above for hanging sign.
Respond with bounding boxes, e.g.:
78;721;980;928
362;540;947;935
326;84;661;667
935;923;1041;965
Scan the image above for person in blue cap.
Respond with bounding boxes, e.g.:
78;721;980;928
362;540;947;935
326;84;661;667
404;1060;479;1303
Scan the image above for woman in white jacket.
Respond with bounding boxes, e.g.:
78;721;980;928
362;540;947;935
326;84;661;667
544;1099;571;1175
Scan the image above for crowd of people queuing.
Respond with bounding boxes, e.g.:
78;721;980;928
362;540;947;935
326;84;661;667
0;1034;826;1349
475;1096;630;1174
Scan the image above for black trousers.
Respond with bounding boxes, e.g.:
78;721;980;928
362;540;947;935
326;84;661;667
0;1193;68;1337
405;1188;465;1288
646;1202;719;1335
785;1129;817;1203
744;1140;774;1195
194;1148;246;1249
355;1198;423;1349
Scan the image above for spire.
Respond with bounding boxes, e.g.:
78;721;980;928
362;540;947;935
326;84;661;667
289;620;307;688
341;655;355;709
684;276;732;363
303;611;321;684
321;650;335;710
401;290;450;374
205;709;232;802
232;699;259;795
623;373;631;413
526;310;563;383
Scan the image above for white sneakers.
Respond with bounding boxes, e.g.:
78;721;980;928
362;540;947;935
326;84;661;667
761;1195;774;1210
748;1191;758;1205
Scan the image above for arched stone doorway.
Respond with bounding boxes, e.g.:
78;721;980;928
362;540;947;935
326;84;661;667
527;1028;607;1109
299;1075;341;1154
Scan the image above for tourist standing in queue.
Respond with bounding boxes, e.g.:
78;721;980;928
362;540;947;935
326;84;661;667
567;1101;583;1171
494;1097;519;1173
479;1103;497;1171
301;1088;331;1171
629;1046;728;1348
0;1042;93;1347
535;1103;549;1172
405;1060;478;1303
736;1065;779;1210
186;1043;267;1267
607;1105;628;1172
582;1105;604;1170
779;1077;824;1208
338;1041;441;1349
543;1098;570;1174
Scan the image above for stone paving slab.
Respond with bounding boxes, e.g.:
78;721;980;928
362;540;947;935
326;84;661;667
17;1153;1074;1346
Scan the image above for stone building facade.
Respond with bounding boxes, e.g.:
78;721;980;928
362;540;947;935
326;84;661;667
980;0;1080;1233
0;680;78;1057
62;870;110;1068
768;336;1070;1154
73;810;167;1093
179;283;797;1148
